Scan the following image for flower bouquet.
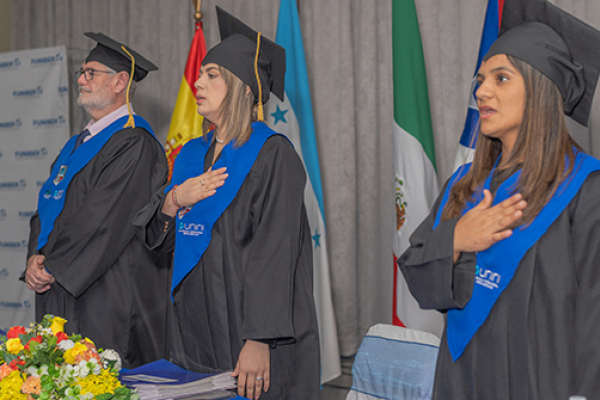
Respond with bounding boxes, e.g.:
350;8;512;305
0;315;138;400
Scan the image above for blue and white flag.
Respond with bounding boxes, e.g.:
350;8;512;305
454;0;504;170
267;0;342;383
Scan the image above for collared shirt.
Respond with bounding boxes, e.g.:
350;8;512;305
81;104;136;143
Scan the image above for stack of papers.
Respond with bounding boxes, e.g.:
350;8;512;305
121;359;238;400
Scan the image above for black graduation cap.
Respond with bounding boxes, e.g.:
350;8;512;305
202;6;286;107
84;32;158;82
484;1;600;126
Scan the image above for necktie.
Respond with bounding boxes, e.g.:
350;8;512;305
73;129;91;150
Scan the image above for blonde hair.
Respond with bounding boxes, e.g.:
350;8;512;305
202;65;257;147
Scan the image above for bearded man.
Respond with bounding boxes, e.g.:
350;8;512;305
23;33;170;368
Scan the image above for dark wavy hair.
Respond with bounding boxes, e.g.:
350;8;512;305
441;55;580;227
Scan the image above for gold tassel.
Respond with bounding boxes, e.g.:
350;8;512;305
253;32;264;122
121;46;136;128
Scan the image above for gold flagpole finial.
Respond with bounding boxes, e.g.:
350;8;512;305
193;0;203;21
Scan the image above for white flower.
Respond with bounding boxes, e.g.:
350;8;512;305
101;348;122;371
58;339;75;351
86;358;101;375
78;360;90;378
26;364;50;377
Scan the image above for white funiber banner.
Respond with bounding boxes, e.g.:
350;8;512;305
0;46;70;331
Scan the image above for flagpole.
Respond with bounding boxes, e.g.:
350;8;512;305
193;0;203;21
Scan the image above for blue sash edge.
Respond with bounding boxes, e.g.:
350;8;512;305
36;115;160;251
434;152;600;361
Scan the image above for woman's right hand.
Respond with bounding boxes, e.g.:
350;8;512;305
453;189;527;262
162;167;228;216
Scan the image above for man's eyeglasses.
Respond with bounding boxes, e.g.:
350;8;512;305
76;68;114;81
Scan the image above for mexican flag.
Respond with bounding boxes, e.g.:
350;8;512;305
392;0;444;338
165;22;207;179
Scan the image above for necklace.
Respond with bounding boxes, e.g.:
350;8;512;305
215;135;225;144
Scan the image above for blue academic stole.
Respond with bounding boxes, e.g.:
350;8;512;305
36;115;158;250
434;151;600;361
167;122;283;295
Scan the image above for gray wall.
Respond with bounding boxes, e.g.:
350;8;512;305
0;0;10;52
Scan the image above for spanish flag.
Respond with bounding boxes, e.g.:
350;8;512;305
165;22;207;178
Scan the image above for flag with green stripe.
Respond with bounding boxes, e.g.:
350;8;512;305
392;0;444;337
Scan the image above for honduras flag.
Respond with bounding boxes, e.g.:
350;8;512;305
454;0;505;170
267;0;342;383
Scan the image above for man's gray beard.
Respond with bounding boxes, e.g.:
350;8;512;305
77;89;112;113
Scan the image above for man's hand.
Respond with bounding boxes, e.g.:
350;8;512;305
25;255;55;293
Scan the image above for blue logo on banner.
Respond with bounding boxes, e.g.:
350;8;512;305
0;179;26;190
33;115;66;128
0;209;6;219
0;301;32;309
18;211;36;220
0;240;28;251
14;147;47;160
0;118;22;130
31;53;63;67
0;268;8;279
0;149;2;159
0;58;20;70
13;86;43;99
58;86;68;95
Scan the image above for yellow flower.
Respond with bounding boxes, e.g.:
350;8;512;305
75;368;122;395
64;342;89;364
6;338;24;355
0;370;27;400
49;316;67;335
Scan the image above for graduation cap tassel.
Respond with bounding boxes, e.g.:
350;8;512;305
254;31;264;122
121;46;136;129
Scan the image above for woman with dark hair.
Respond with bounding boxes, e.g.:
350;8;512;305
398;2;600;399
134;7;319;400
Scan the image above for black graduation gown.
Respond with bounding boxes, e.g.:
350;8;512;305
398;171;600;399
27;127;172;369
134;135;320;400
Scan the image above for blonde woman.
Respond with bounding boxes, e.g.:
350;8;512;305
134;7;319;400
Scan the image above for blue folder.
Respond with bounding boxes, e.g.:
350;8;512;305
121;358;247;399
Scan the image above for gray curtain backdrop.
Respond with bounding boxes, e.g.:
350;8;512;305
10;0;600;358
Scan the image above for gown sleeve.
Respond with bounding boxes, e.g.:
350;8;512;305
398;183;477;311
568;171;600;395
239;136;310;342
27;212;41;259
20;211;41;283
132;185;176;253
41;129;167;298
